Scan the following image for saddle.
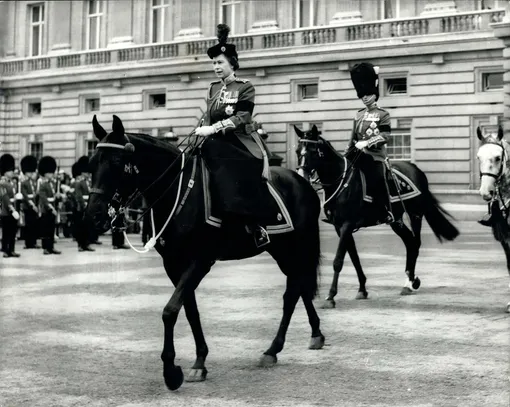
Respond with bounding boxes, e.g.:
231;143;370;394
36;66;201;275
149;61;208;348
360;167;421;205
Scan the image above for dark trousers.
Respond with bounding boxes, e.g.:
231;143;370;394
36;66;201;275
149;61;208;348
73;210;90;248
353;153;391;215
40;212;56;251
112;229;125;247
1;215;18;254
23;210;39;248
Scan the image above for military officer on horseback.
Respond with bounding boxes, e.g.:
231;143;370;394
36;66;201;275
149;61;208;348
346;62;394;225
195;23;271;248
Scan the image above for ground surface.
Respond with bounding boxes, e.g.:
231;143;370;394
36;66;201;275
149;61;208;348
1;221;508;407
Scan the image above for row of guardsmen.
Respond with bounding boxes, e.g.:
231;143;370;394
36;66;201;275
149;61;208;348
0;153;129;258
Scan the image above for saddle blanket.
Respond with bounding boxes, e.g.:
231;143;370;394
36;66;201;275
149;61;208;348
201;159;294;235
360;168;421;203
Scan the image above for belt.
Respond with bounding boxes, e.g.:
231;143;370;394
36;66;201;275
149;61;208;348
27;194;34;198
9;198;14;203
83;195;89;200
47;198;55;202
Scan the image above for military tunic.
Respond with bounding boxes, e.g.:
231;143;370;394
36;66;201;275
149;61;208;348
73;175;92;248
20;177;40;248
38;179;58;251
0;176;18;254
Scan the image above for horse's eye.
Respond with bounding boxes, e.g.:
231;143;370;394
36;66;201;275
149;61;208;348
495;157;501;162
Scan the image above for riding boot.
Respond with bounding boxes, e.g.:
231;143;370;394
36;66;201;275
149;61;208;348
478;203;492;227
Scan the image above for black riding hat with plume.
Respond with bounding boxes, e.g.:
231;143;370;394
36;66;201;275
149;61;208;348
350;62;380;101
0;153;15;176
207;24;239;70
38;156;57;175
21;155;38;174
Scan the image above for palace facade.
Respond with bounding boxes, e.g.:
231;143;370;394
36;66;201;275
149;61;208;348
0;0;509;192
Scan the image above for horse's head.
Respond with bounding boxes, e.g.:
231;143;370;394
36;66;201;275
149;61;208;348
294;124;324;180
87;115;139;233
477;126;507;201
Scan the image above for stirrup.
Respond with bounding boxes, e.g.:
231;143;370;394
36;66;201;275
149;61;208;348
254;226;270;248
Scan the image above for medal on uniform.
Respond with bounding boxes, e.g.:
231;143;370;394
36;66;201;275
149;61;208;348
225;105;234;116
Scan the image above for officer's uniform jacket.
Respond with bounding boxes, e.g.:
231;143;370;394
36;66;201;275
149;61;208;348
20;177;38;213
0;176;16;217
74;175;90;212
203;73;264;160
37;179;57;215
346;106;391;162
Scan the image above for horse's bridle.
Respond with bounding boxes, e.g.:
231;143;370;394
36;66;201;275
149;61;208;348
479;139;507;183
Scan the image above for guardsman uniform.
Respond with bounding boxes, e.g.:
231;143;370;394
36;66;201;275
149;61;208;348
73;161;94;252
37;156;61;255
0;154;20;257
77;155;102;246
198;23;270;248
20;155;40;249
346;62;394;224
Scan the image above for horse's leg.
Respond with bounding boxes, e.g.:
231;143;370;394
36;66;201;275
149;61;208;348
161;260;211;391
302;292;326;350
323;224;354;308
500;239;510;313
259;277;301;367
346;234;368;300
183;292;209;382
391;216;422;295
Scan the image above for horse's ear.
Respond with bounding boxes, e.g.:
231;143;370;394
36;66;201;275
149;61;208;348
92;115;107;141
311;124;319;137
294;125;304;138
498;126;504;140
112;115;125;135
476;126;484;141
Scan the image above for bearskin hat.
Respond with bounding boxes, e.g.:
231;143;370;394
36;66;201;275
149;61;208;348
0;153;15;175
350;62;380;100
20;155;38;174
71;162;81;179
38;156;57;175
207;24;239;70
77;156;90;174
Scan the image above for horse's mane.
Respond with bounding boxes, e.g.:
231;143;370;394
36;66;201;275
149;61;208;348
318;135;344;160
123;132;182;156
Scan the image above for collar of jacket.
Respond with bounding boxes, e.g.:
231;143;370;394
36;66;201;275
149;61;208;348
221;73;236;86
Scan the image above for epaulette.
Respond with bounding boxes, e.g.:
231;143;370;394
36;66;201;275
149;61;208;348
235;78;249;84
377;106;388;113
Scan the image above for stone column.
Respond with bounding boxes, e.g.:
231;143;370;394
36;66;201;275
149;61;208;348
49;0;72;54
249;0;279;32
107;0;134;48
492;4;510;136
175;0;203;40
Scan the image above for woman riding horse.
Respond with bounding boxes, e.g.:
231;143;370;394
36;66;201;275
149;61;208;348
194;24;271;248
345;62;394;225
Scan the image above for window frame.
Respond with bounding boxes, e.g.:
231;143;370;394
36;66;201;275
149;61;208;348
475;66;504;93
481;71;503;92
220;0;242;34
86;0;104;50
295;0;317;28
24;99;42;118
80;94;101;114
150;0;170;43
143;89;167;110
292;78;320;102
29;3;45;57
386;129;412;161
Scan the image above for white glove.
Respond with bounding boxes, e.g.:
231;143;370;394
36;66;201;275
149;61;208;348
355;140;369;150
15;192;23;200
194;126;216;137
12;210;20;220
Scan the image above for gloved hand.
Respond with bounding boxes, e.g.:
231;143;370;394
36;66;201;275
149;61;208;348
15;192;23;200
12;210;20;220
355;140;369;150
194;126;216;137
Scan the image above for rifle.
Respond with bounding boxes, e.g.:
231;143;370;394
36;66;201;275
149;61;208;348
56;160;61;227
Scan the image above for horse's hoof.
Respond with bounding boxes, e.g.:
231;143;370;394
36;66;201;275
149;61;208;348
355;291;368;300
186;367;208;382
412;277;421;290
321;299;336;309
400;287;413;296
308;334;325;350
258;354;277;368
163;364;184;391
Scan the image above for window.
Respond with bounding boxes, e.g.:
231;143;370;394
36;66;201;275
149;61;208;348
478;0;503;10
27;101;42;117
147;92;166;109
29;4;45;56
295;0;318;28
221;0;242;34
87;0;104;50
293;79;320;101
385;78;407;95
151;0;171;43
387;130;411;161
482;72;503;91
30;141;43;160
87;140;98;157
85;97;100;113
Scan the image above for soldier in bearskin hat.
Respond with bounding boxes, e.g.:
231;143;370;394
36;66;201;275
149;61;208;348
20;155;40;249
72;158;95;252
0;153;21;257
195;23;271;248
345;62;394;225
77;155;103;246
37;155;62;255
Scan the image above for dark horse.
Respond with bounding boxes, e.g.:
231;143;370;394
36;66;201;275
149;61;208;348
295;125;459;308
86;115;325;391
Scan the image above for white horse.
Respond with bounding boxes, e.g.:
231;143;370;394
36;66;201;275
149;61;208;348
476;126;510;313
